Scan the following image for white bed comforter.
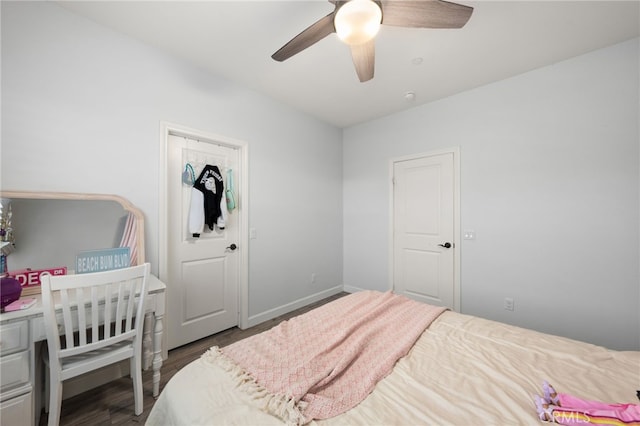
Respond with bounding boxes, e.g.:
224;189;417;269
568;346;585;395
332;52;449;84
146;311;639;425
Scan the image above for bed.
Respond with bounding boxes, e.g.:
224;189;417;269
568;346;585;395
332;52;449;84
146;291;639;425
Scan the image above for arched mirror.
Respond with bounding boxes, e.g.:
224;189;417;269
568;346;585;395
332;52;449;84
0;191;145;294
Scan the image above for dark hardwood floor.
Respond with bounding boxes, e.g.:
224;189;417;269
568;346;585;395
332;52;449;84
41;292;348;426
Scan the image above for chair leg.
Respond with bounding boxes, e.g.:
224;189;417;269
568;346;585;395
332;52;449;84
131;356;143;415
47;381;63;426
43;346;51;414
44;364;50;413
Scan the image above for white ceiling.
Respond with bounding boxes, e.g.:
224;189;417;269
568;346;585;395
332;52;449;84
58;0;640;128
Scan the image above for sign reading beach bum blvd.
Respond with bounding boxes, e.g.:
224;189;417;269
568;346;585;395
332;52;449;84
76;247;130;274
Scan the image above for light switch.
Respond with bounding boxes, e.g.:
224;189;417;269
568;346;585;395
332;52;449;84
463;230;476;240
249;228;257;239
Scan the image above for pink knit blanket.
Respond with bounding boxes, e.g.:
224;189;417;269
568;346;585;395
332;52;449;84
202;291;446;424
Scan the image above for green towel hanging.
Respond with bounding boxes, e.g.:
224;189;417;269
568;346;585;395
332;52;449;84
226;169;236;211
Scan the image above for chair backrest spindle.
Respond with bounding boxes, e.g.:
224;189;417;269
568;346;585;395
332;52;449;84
115;282;124;336
90;286;99;343
76;288;87;347
124;281;135;333
59;289;74;350
104;283;112;339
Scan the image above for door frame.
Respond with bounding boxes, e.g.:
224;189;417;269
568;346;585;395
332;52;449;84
159;121;250;330
388;147;461;311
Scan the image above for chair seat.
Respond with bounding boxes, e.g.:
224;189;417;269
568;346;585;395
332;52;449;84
45;340;136;382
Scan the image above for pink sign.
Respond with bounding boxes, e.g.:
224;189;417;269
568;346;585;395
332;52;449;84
10;267;67;290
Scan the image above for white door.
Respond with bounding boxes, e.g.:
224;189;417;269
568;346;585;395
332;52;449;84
166;135;239;349
392;151;457;309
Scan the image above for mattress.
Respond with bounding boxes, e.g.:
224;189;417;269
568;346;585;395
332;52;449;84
147;308;639;425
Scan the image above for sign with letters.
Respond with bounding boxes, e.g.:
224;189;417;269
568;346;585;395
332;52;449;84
9;266;68;295
76;247;130;274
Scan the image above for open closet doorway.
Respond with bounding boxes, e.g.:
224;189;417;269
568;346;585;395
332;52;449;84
159;123;249;349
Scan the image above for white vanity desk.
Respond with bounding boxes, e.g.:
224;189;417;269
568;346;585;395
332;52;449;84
0;274;166;425
0;190;166;425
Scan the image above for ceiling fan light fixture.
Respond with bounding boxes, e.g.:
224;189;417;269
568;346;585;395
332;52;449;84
334;0;382;46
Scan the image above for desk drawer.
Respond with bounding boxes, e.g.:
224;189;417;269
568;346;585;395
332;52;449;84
0;321;29;356
0;390;33;426
0;351;30;392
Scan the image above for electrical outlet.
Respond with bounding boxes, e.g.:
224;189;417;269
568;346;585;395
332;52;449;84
504;297;514;311
311;273;317;284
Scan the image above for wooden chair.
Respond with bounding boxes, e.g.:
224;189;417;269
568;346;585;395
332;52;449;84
41;263;150;426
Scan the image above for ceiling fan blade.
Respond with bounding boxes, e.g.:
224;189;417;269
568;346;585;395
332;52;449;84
350;40;375;82
272;12;336;62
381;0;473;29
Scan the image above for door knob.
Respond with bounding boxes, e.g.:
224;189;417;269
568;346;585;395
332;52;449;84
226;243;237;251
438;242;452;249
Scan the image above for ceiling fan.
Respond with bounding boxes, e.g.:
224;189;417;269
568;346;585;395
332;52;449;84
272;0;473;82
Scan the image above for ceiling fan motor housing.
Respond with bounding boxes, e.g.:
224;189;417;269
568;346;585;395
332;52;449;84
334;0;383;46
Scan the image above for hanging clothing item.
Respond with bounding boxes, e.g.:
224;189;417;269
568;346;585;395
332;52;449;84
189;164;225;237
226;169;236;211
188;190;205;237
182;163;195;186
188;185;228;236
217;189;228;230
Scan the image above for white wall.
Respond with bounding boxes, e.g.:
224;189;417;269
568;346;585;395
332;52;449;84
1;1;343;318
3;2;638;351
343;38;640;351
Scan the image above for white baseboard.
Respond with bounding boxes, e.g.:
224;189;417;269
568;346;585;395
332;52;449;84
245;285;344;328
342;285;364;294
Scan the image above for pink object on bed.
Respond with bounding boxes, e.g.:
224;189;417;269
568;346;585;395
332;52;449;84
202;291;446;424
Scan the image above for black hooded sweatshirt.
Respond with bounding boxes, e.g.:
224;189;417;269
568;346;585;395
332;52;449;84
192;164;224;234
